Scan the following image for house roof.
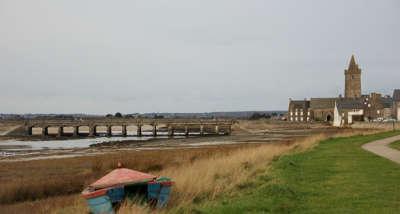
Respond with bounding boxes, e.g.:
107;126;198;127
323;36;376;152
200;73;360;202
289;100;310;109
336;99;364;110
381;96;393;108
393;89;400;101
310;98;338;109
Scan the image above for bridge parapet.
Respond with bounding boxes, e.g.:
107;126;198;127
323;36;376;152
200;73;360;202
26;118;233;127
24;118;234;137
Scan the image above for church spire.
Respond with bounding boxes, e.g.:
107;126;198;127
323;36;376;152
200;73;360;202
348;54;357;70
344;54;362;98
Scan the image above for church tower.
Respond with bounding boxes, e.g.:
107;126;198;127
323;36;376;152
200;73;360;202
344;55;362;98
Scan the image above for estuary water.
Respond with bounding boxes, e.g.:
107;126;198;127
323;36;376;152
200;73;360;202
0;131;192;152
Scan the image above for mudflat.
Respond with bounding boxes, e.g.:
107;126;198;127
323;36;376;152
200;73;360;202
0;120;335;161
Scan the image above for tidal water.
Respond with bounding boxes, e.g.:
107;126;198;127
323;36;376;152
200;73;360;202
0;131;193;152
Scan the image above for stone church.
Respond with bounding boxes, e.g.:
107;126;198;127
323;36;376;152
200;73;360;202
288;55;400;125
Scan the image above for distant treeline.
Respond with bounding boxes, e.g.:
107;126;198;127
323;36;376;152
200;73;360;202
1;111;287;120
249;112;284;120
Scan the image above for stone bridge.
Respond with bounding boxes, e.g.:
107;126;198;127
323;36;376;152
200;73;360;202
24;118;234;137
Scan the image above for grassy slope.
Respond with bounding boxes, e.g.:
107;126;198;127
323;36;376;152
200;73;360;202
389;140;400;150
195;131;400;214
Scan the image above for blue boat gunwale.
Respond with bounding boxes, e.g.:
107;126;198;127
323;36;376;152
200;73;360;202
82;175;174;212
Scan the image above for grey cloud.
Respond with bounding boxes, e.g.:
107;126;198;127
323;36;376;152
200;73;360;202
0;0;399;114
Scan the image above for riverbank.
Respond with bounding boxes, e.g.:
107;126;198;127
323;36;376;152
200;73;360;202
0;120;335;161
0;120;337;212
0;134;325;213
3;120;380;213
1;130;378;213
193;131;400;213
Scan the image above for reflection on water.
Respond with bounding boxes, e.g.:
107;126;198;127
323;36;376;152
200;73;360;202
0;132;189;151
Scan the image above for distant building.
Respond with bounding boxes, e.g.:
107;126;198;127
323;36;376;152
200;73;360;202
394;90;400;120
344;55;362;98
288;55;399;126
333;99;364;127
288;100;310;122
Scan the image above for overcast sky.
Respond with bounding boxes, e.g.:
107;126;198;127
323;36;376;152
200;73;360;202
0;0;399;114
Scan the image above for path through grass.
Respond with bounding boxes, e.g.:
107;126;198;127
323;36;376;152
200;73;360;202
389;140;400;150
195;131;400;213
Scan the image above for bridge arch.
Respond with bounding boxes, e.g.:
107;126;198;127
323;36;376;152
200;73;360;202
24;119;233;137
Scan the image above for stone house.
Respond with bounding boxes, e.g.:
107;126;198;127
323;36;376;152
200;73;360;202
287;100;310;122
363;93;393;121
309;98;337;122
333;99;364;127
394;90;400;120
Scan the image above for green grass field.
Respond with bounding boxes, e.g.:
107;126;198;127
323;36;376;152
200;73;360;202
389;140;400;151
193;131;400;214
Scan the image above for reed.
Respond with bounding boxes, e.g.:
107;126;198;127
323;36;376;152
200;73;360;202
0;128;378;213
0;144;260;205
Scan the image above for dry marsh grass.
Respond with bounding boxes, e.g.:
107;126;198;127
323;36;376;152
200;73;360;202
0;127;379;213
119;130;378;213
0;195;86;214
233;119;330;133
124;129;380;213
0;144;262;205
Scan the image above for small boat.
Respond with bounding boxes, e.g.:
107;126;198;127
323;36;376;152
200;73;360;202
82;167;173;214
82;188;117;214
148;177;174;208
